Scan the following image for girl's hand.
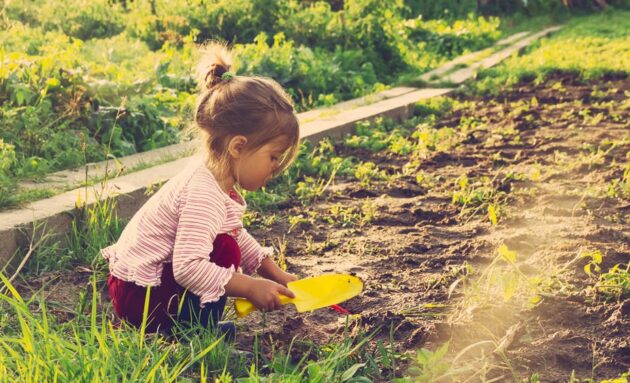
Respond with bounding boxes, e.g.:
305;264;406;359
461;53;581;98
247;279;295;312
274;270;298;287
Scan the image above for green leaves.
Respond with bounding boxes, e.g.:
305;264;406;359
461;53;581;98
580;249;629;302
498;244;517;264
488;204;498;225
405;342;452;383
581;249;603;276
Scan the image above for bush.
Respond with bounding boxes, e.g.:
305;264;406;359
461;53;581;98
235;33;380;110
125;0;281;49
5;0;126;40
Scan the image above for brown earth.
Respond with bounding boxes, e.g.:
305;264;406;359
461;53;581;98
239;73;630;381
11;73;630;382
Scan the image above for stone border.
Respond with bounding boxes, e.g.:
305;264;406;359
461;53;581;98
441;26;562;84
0;27;562;268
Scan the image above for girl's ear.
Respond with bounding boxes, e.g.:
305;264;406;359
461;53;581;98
227;135;248;159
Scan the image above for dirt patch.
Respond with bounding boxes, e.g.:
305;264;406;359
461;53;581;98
240;74;630;380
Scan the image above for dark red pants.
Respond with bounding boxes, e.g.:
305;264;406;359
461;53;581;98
107;234;241;333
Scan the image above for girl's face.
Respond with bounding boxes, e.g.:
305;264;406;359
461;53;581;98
235;135;290;191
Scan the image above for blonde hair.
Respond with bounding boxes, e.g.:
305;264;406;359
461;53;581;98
192;42;300;182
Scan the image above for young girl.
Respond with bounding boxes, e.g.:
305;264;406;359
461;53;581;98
102;43;300;334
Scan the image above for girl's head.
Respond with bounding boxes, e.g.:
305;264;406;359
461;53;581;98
193;43;300;191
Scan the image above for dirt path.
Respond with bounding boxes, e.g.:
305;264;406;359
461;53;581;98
242;74;630;381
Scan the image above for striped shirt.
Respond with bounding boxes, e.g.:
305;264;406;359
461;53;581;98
101;155;272;305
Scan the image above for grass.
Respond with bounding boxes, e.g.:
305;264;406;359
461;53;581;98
0;187;56;210
466;9;630;95
0;272;402;382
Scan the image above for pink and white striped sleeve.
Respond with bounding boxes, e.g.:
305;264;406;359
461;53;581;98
236;228;273;275
172;177;234;304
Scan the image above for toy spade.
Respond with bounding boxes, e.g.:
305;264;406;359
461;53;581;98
234;274;363;318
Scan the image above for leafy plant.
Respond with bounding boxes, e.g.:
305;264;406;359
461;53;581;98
401;342;452;382
354;161;390;188
322;201;379;228
595;263;630;302
451;173;511;222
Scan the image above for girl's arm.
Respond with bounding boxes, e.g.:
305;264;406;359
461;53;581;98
173;178;236;303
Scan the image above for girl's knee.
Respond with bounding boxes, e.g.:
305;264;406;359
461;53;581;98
211;233;241;269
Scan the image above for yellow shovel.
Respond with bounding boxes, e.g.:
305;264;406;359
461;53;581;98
234;274;363;318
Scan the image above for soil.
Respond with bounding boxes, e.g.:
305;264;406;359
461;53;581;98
239;73;630;381
12;73;630;382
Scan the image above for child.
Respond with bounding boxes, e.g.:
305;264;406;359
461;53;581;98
102;43;300;334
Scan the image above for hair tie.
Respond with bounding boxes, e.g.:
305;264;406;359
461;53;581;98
221;71;235;81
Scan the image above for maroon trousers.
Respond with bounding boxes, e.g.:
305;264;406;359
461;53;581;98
107;234;241;333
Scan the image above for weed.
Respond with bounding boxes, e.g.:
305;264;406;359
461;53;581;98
595;263;630;302
396;340;500;383
345;118;416;156
601;372;630;383
359;200;379;226
340;238;378;258
323;204;362;228
322;200;379;229
354;161;390;188
287;213;310;233
451;173;512;223
287;139;354;204
581;249;603;277
305;235;340;255
399;342;452;382
590;86;618;100
295;173;336;203
411;123;460;158
68;191;123;273
582;249;630;302
272;237;289;272
607;151;630;200
449;244;573;323
527;163;544;182
414;170;440;189
426;262;473;292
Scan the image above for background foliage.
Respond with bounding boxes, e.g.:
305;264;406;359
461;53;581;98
1;0;628;208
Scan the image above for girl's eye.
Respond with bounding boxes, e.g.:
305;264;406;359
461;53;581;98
271;156;278;161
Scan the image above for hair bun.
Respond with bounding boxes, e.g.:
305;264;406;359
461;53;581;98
205;63;230;88
196;42;233;90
